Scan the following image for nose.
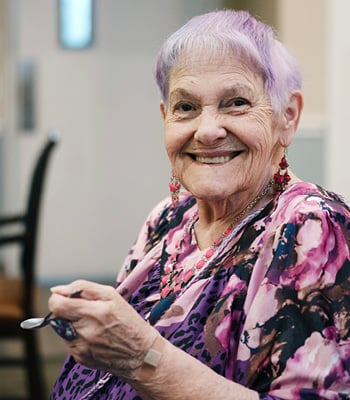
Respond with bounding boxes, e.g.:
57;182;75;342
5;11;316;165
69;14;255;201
194;109;227;144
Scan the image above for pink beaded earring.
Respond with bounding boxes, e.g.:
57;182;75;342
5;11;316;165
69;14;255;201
169;175;181;207
274;149;291;193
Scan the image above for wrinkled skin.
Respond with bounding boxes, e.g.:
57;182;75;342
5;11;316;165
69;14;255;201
48;280;157;380
161;52;302;246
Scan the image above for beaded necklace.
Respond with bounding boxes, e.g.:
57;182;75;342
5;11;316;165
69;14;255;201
160;180;273;299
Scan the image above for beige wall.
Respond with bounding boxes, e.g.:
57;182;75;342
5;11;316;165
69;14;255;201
1;0;224;282
278;0;326;127
277;1;327;187
2;0;349;282
0;3;4;126
326;0;350;197
224;0;326;126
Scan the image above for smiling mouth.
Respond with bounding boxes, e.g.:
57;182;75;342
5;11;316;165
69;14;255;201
191;152;242;164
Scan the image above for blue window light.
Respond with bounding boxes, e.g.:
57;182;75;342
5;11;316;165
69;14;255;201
59;0;94;49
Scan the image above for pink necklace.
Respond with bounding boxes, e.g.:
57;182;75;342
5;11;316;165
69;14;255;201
160;180;273;298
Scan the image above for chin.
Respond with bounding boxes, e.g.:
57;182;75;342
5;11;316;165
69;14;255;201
183;172;242;200
188;185;232;201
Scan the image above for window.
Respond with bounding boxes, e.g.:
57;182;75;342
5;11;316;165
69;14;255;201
58;0;94;49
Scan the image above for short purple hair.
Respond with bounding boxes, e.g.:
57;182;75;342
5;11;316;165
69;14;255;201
154;9;302;113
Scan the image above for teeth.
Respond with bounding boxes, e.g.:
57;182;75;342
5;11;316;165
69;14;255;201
195;155;231;164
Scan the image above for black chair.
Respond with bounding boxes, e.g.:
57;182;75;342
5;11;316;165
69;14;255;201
0;131;59;400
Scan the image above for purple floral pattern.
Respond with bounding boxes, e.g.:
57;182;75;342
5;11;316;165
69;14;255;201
51;182;350;399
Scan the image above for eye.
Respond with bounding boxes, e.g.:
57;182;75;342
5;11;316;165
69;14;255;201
171;101;199;120
220;97;251;113
232;98;249;107
175;102;196;113
223;97;250;108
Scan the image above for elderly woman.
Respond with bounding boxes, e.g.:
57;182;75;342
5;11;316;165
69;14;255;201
47;9;350;400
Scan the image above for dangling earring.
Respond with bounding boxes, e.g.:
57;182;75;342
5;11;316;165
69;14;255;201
274;149;291;193
169;175;181;207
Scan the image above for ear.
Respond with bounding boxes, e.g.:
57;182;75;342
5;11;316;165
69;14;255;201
279;91;303;147
160;101;166;120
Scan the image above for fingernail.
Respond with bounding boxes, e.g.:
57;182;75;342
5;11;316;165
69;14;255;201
50;286;64;293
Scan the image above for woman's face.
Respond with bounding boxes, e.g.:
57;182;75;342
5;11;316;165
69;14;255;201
161;53;288;203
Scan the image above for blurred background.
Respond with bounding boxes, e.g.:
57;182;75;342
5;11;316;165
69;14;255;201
0;0;349;397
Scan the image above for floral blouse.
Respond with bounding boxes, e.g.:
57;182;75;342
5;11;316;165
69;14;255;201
51;182;350;399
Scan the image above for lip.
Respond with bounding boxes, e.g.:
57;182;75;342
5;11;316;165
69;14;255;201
187;151;243;164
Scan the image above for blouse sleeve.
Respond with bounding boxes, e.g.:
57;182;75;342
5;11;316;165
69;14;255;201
246;191;350;399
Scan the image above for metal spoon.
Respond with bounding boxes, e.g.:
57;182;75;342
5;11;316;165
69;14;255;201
20;289;83;330
21;312;78;341
20;312;53;330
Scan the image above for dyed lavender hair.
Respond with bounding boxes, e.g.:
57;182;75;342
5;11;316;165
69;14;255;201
154;9;302;113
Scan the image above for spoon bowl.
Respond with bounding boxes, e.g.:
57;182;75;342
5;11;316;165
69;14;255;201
20;289;82;332
20;313;52;329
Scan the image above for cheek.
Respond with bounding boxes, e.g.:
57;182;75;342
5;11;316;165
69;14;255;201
164;132;177;158
243;112;277;152
164;123;189;154
164;133;184;166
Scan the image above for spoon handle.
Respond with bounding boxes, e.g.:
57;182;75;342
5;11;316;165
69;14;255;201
20;289;83;329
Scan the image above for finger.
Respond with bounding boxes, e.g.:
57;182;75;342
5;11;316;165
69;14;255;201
48;292;87;321
48;290;117;322
76;283;116;301
51;280;116;301
50;279;92;296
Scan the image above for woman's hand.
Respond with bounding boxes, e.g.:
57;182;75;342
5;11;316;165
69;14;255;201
48;279;158;379
49;280;259;400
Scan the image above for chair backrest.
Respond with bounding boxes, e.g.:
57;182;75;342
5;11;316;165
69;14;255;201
22;131;60;315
